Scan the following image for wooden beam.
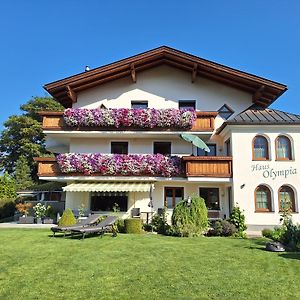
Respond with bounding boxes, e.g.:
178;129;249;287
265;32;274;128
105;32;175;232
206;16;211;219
252;85;265;102
130;64;136;83
191;63;197;83
66;85;77;103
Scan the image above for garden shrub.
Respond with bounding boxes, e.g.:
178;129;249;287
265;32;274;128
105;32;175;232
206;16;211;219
171;195;209;237
229;205;247;235
280;221;300;251
58;208;76;226
208;220;237;237
116;218;126;233
0;198;15;220
151;210;170;234
262;228;273;239
124;218;142;234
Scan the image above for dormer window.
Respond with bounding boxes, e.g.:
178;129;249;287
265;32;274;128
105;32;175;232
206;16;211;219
179;100;196;110
218;104;234;120
131;101;148;109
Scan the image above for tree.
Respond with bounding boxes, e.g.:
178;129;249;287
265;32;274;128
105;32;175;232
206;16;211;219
0;96;64;179
14;155;34;191
0;172;16;200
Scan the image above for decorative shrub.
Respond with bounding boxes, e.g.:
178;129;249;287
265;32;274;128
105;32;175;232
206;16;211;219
33;203;48;219
229;204;247;234
124;218;142;234
262;228;274;239
207;220;238;237
151;210;170;234
171;195;209;237
63;108;196;129
58;209;76;226
280;221;300;251
0;198;15;220
57;153;182;177
116;219;125;233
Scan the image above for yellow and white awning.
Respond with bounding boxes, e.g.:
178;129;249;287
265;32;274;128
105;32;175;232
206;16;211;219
63;182;153;193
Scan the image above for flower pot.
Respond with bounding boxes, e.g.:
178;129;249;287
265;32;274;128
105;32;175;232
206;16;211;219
43;218;54;224
36;218;43;224
19;216;34;224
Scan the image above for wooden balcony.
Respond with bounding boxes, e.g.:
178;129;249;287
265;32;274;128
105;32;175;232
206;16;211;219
182;156;232;178
35;156;232;178
39;111;217;132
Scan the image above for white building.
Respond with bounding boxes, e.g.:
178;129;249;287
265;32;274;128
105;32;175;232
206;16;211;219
36;46;300;231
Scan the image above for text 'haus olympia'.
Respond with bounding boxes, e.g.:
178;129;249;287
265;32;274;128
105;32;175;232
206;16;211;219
35;46;300;232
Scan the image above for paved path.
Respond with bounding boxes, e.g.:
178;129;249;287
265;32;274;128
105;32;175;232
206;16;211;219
0;222;55;229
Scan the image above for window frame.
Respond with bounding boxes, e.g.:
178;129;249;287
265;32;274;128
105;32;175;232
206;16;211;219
252;135;270;161
278;185;296;213
153;141;171;155
111;141;129;155
275;135;292;161
254;185;272;212
131;101;148;109
178;100;196;110
218;104;234;120
164;187;184;209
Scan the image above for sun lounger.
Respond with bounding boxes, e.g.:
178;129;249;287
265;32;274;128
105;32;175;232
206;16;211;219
70;216;118;239
51;214;102;237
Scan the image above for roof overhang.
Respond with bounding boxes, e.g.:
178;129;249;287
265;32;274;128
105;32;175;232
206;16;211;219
44;46;287;108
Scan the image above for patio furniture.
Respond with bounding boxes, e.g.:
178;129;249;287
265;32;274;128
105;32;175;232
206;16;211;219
51;214;102;237
70;216;118;240
131;208;140;218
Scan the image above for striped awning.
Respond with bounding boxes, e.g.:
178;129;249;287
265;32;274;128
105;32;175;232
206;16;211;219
63;182;153;192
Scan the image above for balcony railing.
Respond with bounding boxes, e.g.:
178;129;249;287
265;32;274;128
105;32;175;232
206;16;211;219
39;111;217;132
35;155;232;178
182;156;232;177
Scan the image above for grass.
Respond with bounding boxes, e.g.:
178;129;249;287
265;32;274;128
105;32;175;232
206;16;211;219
0;230;299;300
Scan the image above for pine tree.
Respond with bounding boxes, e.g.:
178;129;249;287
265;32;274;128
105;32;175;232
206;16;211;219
14;155;34;191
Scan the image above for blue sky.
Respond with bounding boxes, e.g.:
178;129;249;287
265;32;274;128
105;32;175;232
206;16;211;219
0;1;299;128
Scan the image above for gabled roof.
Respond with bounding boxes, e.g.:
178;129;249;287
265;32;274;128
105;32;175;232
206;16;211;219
217;106;300;133
44;46;287;108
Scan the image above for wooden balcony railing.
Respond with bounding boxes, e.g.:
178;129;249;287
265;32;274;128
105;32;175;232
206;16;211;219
35;155;232;178
182;156;232;178
39;111;217;132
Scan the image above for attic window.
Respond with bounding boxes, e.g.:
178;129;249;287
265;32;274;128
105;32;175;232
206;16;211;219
131;101;148;109
218;104;234;120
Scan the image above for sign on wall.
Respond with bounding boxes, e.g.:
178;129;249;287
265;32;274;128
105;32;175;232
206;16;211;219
251;164;297;180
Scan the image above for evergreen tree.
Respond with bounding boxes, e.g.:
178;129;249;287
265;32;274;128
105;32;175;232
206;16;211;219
14;155;34;191
0;172;16;200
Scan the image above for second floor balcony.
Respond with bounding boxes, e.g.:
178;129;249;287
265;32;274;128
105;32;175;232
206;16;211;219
34;154;232;179
40;109;218;133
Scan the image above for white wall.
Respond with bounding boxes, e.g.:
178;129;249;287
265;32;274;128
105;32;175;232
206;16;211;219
231;126;300;226
74;65;252;121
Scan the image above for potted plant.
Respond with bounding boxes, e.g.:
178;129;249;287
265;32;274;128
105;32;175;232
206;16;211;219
16;203;34;224
33;203;48;224
43;205;54;224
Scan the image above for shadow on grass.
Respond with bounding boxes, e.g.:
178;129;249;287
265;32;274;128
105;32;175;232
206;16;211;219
48;232;116;240
279;253;300;260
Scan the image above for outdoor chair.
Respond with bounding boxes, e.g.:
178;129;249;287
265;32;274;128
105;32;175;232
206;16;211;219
51;214;102;237
70;216;118;240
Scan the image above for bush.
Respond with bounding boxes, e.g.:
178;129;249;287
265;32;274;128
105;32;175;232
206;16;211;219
0;198;15;220
171;195;209;237
116;218;126;233
229;205;247;233
151;210;170;234
124;218;142;234
262;228;274;239
208;220;237;237
281;221;300;251
58;209;76;226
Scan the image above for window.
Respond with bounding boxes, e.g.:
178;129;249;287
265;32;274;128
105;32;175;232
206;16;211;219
91;192;128;211
255;185;272;212
225;139;231;156
253;135;269;160
279;186;296;212
153;142;171;155
218;104;234;120
131;101;148;109
179;100;196;110
197;144;216;156
111;142;128;154
164;187;184;209
199;188;220;210
276;136;292;160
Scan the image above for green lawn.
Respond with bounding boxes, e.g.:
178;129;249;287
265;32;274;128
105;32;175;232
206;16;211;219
0;230;299;300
